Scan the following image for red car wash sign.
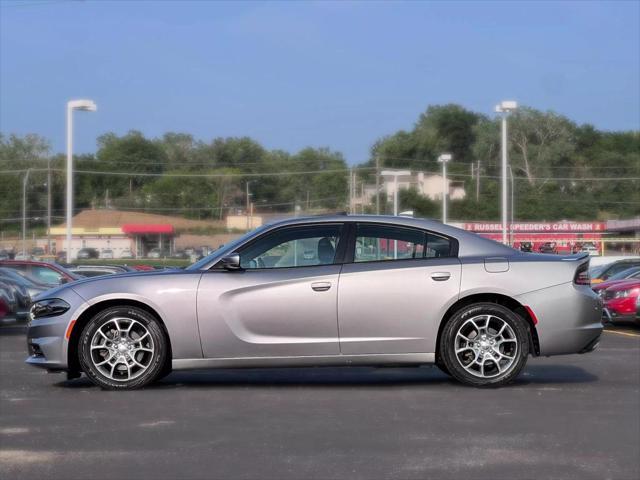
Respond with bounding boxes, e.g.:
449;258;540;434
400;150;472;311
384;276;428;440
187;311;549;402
464;222;606;233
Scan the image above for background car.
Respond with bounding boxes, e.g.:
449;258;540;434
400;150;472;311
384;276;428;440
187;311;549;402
0;267;48;299
591;259;640;284
170;250;189;259
120;249;134;259
538;242;558;254
592;266;640;295
0;271;37;321
0;249;12;260
77;248;100;259
519;242;533;253
0;279;18;322
0;260;81;287
601;280;640;324
14;251;32;260
100;249;114;259
580;242;600;256
147;248;169;259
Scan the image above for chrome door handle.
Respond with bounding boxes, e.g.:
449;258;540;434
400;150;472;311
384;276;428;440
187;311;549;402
430;272;451;281
311;281;332;292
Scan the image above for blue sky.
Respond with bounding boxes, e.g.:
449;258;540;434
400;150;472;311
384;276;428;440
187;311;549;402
1;0;638;164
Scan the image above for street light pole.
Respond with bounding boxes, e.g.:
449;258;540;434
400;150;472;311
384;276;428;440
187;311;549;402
495;100;517;245
47;156;51;254
22;168;32;255
508;164;515;245
437;154;452;224
66;99;97;263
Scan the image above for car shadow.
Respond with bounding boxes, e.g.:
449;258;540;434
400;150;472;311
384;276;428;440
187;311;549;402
55;363;598;390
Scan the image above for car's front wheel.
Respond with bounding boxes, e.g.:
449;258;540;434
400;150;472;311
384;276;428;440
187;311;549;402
440;303;530;387
78;306;167;390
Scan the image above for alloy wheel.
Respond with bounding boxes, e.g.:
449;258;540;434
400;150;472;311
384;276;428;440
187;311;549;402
89;317;155;382
453;314;518;378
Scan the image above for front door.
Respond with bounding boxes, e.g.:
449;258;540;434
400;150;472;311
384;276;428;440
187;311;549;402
197;223;345;358
338;223;461;354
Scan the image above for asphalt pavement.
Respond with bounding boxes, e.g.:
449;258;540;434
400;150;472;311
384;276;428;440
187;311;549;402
1;324;639;480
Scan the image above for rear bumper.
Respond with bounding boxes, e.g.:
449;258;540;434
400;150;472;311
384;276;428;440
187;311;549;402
603;308;639;324
516;282;603;356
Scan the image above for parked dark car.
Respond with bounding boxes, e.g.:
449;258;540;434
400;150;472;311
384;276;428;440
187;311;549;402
538;242;558;254
519;242;533;253
170;250;190;259
0;260;81;287
0;279;18;322
0;267;48;299
0;273;35;321
591;259;640;285
77;248;100;259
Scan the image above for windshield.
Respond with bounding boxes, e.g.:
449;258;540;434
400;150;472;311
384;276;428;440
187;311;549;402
186;224;272;271
608;266;640;281
0;267;40;287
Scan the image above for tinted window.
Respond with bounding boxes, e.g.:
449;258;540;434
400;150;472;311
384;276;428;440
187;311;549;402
239;224;342;269
354;224;453;263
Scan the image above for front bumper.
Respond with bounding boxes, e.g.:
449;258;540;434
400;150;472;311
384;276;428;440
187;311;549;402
25;288;87;371
516;282;603;357
603;307;639;324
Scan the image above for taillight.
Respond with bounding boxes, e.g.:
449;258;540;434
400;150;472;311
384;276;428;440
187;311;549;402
574;263;590;285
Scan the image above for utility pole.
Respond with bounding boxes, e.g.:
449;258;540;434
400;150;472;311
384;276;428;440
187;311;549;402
22;168;32;255
245;181;251;230
495;100;517;245
47;157;52;254
349;168;353;214
476;161;480;202
375;154;380;215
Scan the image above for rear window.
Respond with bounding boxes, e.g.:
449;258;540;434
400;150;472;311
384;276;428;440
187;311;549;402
354;224;453;263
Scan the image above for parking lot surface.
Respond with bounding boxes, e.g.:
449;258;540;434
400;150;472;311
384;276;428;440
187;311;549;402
1;325;639;480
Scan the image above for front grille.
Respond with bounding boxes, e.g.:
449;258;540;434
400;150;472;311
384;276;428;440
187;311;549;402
28;343;44;357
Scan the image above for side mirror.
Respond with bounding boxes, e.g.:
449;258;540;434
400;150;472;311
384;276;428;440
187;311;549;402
59;277;69;285
221;253;242;271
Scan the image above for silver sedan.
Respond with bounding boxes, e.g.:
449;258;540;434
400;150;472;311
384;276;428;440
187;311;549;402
26;215;603;389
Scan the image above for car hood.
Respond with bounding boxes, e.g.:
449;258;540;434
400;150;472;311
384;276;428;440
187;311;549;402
602;280;640;293
32;269;186;300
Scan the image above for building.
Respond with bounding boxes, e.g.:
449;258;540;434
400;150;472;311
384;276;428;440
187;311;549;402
49;209;222;259
356;170;466;208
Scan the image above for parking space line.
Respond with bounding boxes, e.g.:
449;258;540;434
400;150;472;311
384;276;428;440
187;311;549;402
604;329;640;338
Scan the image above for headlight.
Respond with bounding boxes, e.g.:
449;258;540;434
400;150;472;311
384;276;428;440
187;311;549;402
613;288;640;299
30;298;71;319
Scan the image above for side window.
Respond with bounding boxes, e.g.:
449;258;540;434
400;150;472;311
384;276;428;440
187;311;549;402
354;224;453;263
239;225;342;269
31;266;63;284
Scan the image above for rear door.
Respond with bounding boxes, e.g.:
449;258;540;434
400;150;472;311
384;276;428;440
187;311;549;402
337;223;461;355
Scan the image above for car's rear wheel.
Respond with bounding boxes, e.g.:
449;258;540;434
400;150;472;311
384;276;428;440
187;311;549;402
78;306;167;390
440;303;529;387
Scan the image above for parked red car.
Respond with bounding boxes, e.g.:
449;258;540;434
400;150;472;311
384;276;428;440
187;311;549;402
0;260;80;287
601;280;640;324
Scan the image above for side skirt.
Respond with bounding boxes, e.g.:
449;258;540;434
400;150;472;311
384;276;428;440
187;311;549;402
172;353;435;370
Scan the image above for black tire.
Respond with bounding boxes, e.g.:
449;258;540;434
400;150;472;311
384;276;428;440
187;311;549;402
439;303;529;387
78;306;167;390
435;356;451;377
